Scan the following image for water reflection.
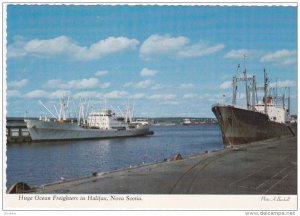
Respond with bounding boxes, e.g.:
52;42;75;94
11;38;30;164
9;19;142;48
6;125;223;188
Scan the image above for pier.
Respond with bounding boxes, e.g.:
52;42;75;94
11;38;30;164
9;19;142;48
25;135;296;194
6;118;31;143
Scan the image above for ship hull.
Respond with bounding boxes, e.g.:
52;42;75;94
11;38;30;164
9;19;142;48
25;120;152;141
212;105;295;146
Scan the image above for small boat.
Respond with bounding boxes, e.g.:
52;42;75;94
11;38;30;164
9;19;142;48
182;118;192;125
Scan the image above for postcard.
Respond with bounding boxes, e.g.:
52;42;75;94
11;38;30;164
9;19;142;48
2;1;298;214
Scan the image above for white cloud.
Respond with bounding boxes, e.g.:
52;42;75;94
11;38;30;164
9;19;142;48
7;90;22;97
24;90;49;98
44;78;108;89
104;90;128;99
151;84;168;90
140;68;158;76
177;43;224;58
8;79;28;88
123;82;133;88
66;78;99;89
140;34;189;60
8;35;139;61
95;71;108;77
140;34;224;60
282;58;297;65
23;89;128;100
136;79;153;88
183;93;197;99
260;50;297;65
75;37;140;61
24;36;81;57
179;83;195;89
99;82;111;89
129;93;146;99
24;89;71;99
124;79;153;89
7;35;27;58
73;91;103;99
148;94;176;100
198;93;213;100
224;49;255;59
197;93;227;103
160;101;179;105
48;90;71;99
269;80;296;88
224;49;297;66
220;81;232;89
44;79;63;88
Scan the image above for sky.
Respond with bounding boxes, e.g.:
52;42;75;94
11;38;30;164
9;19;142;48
5;5;297;118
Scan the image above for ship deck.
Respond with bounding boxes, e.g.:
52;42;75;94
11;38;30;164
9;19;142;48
26;135;297;195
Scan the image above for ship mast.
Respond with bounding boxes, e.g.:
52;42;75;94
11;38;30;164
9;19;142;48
232;55;256;110
59;96;67;120
78;98;85;125
243;70;250;109
288;87;291;115
263;69;269;115
232;64;239;105
251;75;257;110
243;55;250;109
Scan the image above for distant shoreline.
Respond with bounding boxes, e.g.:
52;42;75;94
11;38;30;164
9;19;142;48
6;116;219;125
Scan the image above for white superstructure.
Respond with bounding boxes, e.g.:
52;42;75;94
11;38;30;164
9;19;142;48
255;104;289;123
87;110;127;130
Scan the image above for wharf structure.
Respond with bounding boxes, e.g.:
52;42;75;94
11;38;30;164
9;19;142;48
13;135;297;195
6;118;31;143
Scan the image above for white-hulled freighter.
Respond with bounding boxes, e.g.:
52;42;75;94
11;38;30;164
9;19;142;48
25;99;153;141
212;65;296;146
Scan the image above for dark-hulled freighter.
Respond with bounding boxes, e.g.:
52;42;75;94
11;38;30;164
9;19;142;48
212;64;296;146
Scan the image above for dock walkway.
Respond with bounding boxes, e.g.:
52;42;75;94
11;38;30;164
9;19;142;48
29;136;297;194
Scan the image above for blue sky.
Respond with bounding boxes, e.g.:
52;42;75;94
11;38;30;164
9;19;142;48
6;5;297;117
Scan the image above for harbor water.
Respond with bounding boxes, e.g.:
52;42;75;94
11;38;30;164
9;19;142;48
6;124;223;188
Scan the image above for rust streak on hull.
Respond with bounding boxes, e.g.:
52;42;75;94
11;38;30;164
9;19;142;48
212;104;296;146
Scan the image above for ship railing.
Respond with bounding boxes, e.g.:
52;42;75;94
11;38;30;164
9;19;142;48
211;103;253;111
